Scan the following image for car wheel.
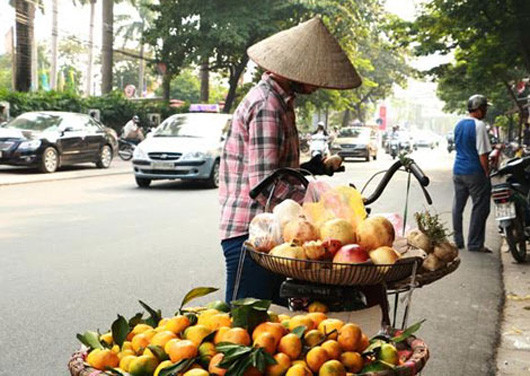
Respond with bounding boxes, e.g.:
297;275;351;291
135;177;151;188
39;147;59;173
373;153;377;161
96;144;113;168
205;159;220;188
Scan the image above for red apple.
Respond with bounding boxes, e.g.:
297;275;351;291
332;244;370;264
322;239;343;257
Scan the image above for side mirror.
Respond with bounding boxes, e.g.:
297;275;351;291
64;126;74;132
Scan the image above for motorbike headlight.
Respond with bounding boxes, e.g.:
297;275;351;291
133;147;147;159
180;151;208;160
18;140;42;150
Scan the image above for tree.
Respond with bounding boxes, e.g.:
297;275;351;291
0;54;13;90
101;0;114;93
397;0;530;129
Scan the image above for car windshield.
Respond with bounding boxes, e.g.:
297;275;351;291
6;113;63;132
339;128;369;139
153;114;227;138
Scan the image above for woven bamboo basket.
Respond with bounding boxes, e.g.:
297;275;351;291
387;257;461;290
68;335;429;376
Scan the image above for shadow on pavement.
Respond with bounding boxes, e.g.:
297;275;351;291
134;179;217;191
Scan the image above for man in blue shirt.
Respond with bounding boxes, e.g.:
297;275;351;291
452;94;492;252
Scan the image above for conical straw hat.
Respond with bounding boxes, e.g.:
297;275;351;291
247;16;362;90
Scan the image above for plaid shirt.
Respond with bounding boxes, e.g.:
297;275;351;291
219;73;305;240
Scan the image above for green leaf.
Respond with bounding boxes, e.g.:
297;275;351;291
139;300;162;328
159;357;197;376
179;287;219;311
362;339;385;355
392;319;426;342
360;360;393;373
107;368;126;376
148;345;169;361
291;326;307;339
76;331;103;350
128;312;144;328
111;315;129;348
200;330;217;345
230;299;271;332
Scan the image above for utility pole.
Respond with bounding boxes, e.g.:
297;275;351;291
50;0;58;89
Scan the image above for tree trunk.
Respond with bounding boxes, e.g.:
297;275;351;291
15;0;34;92
200;57;209;102
223;55;249;113
342;109;351;128
162;71;171;101
50;0;58;90
101;0;114;94
138;19;145;98
85;0;96;96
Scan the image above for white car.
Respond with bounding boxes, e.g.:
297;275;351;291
132;112;231;188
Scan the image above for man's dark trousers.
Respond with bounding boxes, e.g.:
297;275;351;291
452;172;491;251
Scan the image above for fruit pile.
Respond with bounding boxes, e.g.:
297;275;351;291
249;197;402;266
74;289;425;376
401;211;459;272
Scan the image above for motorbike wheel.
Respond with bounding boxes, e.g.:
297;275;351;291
118;144;133;161
505;216;527;263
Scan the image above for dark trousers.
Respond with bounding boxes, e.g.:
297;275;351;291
221;235;285;304
452;173;491;251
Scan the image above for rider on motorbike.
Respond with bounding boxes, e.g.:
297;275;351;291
310;122;330;157
121;115;144;145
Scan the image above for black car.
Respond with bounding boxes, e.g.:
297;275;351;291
0;111;117;173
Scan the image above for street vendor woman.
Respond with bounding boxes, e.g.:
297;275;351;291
219;16;362;303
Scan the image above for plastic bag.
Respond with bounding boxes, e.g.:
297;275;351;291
302;182;367;230
248;213;282;253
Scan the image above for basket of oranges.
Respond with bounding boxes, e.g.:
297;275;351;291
68;287;429;376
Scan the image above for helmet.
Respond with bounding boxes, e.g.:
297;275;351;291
132;115;140;122
317;121;325;127
467;95;489;112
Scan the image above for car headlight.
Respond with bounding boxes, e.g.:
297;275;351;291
180;151;209;160
133;147;147;159
18;140;42;150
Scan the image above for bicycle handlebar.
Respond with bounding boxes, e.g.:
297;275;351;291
249;168;309;199
363;159;432;205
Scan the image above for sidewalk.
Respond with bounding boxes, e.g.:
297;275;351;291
0;159;132;186
496;241;530;375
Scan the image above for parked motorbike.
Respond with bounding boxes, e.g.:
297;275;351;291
299;134;310;153
491;156;530;262
447;139;454;153
489;143;505;174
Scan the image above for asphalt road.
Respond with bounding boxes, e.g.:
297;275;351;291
0;147;502;376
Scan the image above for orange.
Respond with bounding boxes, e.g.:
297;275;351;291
151;330;177;348
266;352;291;376
118;349;136;360
127;324;154;341
277;333;302;360
253;332;277;355
285;364;312;376
143;329;157;341
131;333;151;353
218;327;251;346
357;333;370;352
306;312;328;327
119;354;137;372
165;315;191;334
100;332;113;346
304;329;326;348
252;322;287;345
205;313;232;331
306;346;330;372
183;369;209;376
339;352;363;373
166;339;198;363
317;319;344;340
184;325;212;346
308;301;329;313
157;318;170;328
318;359;346;376
129;354;159;376
321;340;341;360
197;309;221;326
86;348;120;371
209;353;227;376
289;315;315;333
278;314;291;322
198;342;216;368
268;311;280;323
214;326;230;345
154;360;174;376
337;324;362;352
243;366;261;376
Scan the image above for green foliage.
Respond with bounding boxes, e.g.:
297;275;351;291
0;54;13;90
230;298;271;333
0;89;188;132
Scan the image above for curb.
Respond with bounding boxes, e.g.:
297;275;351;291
0;166;132;187
495;240;530;375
